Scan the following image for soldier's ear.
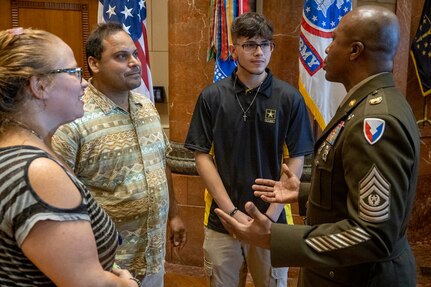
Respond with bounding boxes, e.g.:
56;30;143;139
350;41;364;60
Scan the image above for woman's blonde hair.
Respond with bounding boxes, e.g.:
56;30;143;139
0;28;58;119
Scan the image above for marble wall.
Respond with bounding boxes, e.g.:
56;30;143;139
166;0;212;266
407;2;431;285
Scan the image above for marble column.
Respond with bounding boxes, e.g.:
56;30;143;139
167;0;212;266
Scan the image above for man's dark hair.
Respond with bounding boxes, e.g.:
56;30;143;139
231;12;274;42
86;22;124;75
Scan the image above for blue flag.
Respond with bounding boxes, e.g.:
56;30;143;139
209;0;249;83
411;0;431;97
214;58;237;82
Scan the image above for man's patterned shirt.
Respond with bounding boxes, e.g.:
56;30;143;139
52;81;171;276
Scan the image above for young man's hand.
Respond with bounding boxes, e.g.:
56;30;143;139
215;202;271;249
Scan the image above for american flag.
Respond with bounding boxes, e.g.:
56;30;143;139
298;0;351;129
98;0;154;102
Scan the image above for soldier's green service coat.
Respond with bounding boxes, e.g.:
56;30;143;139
271;73;420;287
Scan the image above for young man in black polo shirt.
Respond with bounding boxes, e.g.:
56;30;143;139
185;12;314;287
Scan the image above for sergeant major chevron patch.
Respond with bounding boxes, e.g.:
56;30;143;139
359;165;390;223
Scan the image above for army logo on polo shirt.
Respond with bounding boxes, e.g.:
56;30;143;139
359;165;390;223
264;109;276;123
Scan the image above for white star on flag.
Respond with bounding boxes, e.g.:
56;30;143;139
106;5;116;18
121;6;133;20
298;0;351;129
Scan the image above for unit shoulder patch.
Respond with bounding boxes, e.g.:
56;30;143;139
363;118;385;145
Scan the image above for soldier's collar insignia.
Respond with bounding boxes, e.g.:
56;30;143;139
363;118;385;145
349;99;356;107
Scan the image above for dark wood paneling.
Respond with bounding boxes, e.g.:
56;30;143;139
1;0;99;79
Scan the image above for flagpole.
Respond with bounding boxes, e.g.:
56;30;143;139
417;96;431;126
256;0;263;14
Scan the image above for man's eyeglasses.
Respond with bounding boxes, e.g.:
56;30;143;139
49;67;82;83
236;41;275;53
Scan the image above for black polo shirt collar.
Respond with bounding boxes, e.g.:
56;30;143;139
231;68;273;99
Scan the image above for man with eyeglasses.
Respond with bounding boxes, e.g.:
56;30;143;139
185;12;314;287
51;22;187;287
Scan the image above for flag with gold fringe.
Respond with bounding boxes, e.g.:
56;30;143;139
411;0;431;97
208;0;250;82
298;0;351;129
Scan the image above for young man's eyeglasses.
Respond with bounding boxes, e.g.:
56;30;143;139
236;41;275;53
49;67;82;83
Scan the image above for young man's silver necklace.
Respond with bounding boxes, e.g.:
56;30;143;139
233;75;263;122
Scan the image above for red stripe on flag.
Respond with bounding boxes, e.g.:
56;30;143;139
301;18;333;38
135;41;149;89
220;0;228;60
142;23;151;68
242;0;250;13
134;23;151;91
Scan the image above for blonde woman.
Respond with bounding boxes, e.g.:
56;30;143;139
0;28;140;287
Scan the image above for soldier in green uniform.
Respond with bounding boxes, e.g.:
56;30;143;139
215;5;419;287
